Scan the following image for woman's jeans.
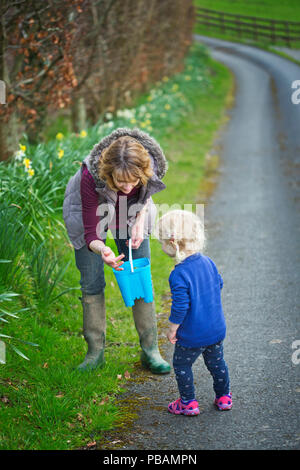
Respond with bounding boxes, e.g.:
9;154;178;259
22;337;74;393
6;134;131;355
173;341;230;401
74;230;151;296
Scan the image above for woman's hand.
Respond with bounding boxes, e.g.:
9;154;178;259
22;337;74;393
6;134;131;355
128;218;144;249
89;240;124;270
101;246;125;271
126;204;147;249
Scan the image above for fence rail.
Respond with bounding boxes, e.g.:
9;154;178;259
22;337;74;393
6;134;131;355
196;7;300;47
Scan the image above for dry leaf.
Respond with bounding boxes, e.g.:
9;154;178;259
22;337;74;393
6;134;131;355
117;374;122;380
42;362;48;368
99;396;109;405
86;441;96;448
269;339;282;344
56;392;64;398
124;371;130;379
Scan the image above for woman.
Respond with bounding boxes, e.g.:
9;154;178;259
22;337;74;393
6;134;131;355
63;127;171;374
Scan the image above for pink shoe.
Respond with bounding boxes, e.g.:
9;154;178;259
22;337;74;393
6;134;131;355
168;398;200;416
214;393;232;411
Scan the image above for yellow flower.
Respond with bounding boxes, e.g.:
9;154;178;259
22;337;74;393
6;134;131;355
56;132;64;140
145;119;151;126
164;103;171;110
58;149;64;159
19;144;26;152
23;158;31;169
80;130;87;138
49;161;53;171
140;122;147;128
172;84;179;92
28;168;35;177
147;96;153;102
185;75;191;81
130;118;137;124
162;76;169;82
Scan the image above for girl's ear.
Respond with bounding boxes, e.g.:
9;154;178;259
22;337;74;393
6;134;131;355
169;238;176;248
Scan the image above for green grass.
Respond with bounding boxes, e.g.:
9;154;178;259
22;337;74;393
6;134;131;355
0;44;233;450
194;0;300;49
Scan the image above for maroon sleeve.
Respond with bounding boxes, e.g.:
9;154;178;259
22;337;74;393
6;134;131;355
80;165;104;250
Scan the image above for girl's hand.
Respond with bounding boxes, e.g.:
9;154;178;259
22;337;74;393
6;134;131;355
101;246;125;271
167;323;180;344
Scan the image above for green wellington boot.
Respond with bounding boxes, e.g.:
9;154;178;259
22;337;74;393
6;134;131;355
132;297;171;374
77;292;106;371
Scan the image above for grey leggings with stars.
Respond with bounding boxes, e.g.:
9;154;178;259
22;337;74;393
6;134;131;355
173;341;230;401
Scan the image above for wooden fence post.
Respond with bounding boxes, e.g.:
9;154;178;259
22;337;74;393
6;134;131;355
270;19;276;44
220;11;225;34
285;22;291;47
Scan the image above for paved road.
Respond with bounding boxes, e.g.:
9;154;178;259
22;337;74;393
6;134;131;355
103;36;300;451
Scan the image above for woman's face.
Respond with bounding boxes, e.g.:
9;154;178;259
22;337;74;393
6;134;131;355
112;173;140;194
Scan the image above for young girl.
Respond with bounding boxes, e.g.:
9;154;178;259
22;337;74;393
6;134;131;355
156;210;232;415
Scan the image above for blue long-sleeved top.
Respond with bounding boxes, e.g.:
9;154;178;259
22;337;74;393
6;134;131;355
168;253;226;347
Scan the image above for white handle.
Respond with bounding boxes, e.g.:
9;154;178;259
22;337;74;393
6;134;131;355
128;238;134;273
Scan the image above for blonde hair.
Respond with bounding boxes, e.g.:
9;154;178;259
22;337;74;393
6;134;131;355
156;210;206;262
98;136;153;191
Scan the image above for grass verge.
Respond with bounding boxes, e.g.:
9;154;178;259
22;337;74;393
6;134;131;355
0;44;233;450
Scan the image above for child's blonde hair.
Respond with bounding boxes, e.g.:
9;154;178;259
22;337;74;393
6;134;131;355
156;209;206;262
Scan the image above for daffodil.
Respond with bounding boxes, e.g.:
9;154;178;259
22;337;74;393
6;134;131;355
15;150;25;161
23;158;31;169
58;149;64;159
56;132;64;140
19;144;26;152
164;103;171;111
130;118;137;124
28;168;35;177
140;122;147;128
80;130;87;138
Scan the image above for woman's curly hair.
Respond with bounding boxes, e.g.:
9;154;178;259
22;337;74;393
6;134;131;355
98;135;154;191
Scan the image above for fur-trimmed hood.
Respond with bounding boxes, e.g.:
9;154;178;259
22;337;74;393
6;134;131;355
83;127;168;188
